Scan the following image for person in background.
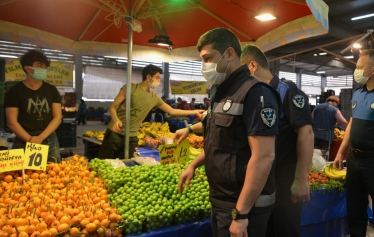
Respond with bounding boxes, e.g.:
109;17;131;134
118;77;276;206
203;97;210;110
240;44;314;237
176;97;191;110
312;95;348;149
97;64;204;159
177;28;280;237
77;99;87;125
190;98;196;109
334;49;374;237
4;50;62;163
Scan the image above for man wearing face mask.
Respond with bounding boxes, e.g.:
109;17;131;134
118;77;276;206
178;28;280;237
334;49;374;237
312;95;348;150
4;50;62;162
97;64;204;159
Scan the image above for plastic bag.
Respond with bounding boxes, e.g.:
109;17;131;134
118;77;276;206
312;149;327;171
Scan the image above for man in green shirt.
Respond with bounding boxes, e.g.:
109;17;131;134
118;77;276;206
97;64;205;159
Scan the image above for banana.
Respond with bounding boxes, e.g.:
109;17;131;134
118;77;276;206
324;164;346;180
189;146;203;156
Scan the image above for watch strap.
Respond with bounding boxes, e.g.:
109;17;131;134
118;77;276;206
188;124;194;134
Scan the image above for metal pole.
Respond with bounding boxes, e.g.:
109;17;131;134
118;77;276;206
124;0;133;159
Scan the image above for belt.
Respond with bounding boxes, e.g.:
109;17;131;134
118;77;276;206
350;147;374;158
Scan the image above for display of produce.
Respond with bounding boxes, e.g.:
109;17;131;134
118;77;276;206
324;163;346;180
83;130;106;141
90;158;210;236
187;134;204;149
137;122;173;147
308;167;345;193
334;128;345;140
0;155;123;237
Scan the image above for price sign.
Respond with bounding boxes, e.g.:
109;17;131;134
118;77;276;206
159;139;190;165
0;149;25;173
24;142;49;171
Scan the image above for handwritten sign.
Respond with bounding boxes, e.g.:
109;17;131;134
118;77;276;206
24;143;49;171
158;139;190;165
0;149;25;173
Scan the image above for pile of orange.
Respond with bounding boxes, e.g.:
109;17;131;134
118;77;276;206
0;155;123;237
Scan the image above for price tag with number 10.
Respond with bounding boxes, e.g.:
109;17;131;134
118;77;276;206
24;142;49;171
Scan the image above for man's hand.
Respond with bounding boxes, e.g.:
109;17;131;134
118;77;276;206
173;128;189;145
194;110;205;120
229;219;248;237
334;153;344;170
178;165;195;194
29;136;44;144
112;120;123;132
290;179;310;203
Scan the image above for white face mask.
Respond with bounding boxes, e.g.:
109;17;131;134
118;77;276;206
201;49;230;87
354;66;374;85
149;77;160;89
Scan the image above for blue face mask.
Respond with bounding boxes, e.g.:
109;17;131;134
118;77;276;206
29;67;47;81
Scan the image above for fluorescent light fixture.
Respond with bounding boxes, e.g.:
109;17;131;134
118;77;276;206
316;71;325;74
148;35;174;47
253;3;278;21
0;54;18;58
319;52;327;55
314;54;317;56
352;43;362;49
344;55;354;59
351;13;374;21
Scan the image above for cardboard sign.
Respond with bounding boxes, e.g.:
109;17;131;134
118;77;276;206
0;149;25;172
24;142;49;171
159;139;190;165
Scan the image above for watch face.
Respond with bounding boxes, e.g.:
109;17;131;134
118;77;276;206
231;208;237;219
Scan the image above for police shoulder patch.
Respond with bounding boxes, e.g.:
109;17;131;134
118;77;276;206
352;101;357;109
222;99;233;112
371;103;374;110
292;95;305;108
260;108;276;127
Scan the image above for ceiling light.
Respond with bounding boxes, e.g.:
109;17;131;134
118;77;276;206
344;55;354;59
0;54;18;58
253;4;278;21
319;52;327;55
314;54;317;56
351;13;374;21
148;35;174;47
316;71;325;74
352;43;362;49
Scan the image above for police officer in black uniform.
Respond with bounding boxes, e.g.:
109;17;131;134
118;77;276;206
240;45;314;237
178;28;280;237
334;49;374;237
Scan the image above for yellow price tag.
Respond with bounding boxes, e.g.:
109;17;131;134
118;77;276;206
24;142;49;171
0;149;25;173
159;139;190;165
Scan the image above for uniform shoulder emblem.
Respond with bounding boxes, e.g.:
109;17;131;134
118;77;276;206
352;101;357;109
292;95;305;108
222;99;233;112
260;108;276;127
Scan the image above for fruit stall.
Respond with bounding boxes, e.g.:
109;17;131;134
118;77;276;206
0;121;351;237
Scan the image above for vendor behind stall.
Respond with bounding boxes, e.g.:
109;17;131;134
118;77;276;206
312;95;348;148
97;64;204;159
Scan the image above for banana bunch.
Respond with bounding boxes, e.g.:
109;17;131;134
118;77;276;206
137;122;171;146
83;130;100;138
334;128;345;140
189;146;203;157
324;164;346;180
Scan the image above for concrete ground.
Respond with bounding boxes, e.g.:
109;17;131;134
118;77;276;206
62;120;374;237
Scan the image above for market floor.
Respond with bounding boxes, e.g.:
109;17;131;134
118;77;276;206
60;120;374;237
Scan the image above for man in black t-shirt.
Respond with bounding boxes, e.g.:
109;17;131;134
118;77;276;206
4;50;62;162
241;45;314;237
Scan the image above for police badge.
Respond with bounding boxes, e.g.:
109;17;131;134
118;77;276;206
260;108;276;127
292;95;305;108
222;99;233;112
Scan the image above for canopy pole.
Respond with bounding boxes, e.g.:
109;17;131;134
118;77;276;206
125;0;133;159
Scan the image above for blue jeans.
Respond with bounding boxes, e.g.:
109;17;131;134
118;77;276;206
12;131;61;163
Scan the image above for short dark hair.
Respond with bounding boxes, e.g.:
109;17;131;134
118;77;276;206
197;28;241;58
192;98;195;101
241;44;269;69
142;64;163;81
20;50;50;73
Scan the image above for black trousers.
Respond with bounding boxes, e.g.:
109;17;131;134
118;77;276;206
77;114;86;125
266;164;303;237
97;129;138;159
346;152;374;237
211;205;272;237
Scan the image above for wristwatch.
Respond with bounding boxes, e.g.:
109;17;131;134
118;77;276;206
231;208;248;220
187;124;194;134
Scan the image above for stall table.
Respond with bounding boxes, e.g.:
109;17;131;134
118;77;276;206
77;135;102;159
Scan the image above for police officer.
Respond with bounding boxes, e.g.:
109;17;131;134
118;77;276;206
240;45;314;237
334;49;374;237
178;28;280;237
